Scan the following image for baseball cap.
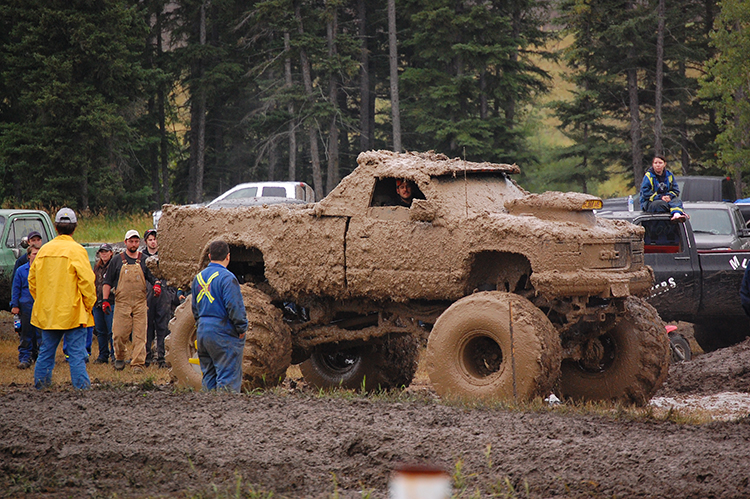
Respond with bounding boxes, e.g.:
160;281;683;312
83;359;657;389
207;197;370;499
124;229;140;240
27;231;42;240
55;208;77;223
98;243;113;253
144;228;157;240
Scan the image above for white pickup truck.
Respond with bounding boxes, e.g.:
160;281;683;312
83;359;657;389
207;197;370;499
153;181;315;228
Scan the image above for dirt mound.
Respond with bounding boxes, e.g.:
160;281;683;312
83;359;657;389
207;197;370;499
658;337;750;397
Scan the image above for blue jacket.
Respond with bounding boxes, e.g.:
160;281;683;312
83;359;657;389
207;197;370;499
741;264;750;314
191;263;248;337
11;262;34;312
640;168;680;210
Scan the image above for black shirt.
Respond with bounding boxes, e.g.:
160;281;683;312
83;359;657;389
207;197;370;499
103;251;158;289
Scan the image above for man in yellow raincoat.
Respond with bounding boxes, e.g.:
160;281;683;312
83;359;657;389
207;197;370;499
29;208;96;389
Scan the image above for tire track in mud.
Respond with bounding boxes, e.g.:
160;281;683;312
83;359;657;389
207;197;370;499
1;388;749;498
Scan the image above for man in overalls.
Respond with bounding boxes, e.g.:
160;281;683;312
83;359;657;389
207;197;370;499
102;230;162;373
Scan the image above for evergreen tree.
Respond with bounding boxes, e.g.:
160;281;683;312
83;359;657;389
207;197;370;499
398;0;552;164
699;0;750;197
0;0;155;210
551;0;625;193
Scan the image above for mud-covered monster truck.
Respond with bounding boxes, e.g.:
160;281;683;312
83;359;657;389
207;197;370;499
159;150;669;405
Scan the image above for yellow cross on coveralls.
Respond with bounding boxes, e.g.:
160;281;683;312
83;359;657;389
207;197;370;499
196;271;219;303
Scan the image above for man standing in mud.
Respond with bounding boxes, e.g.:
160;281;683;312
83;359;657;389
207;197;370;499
102;230;162;374
143;228;176;368
30;208;96;390
191;240;247;392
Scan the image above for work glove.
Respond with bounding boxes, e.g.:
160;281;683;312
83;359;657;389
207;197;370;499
153;282;162;297
102;299;112;315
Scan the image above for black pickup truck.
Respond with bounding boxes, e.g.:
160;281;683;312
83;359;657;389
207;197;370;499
598;210;750;352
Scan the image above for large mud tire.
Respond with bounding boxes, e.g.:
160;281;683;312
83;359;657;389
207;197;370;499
425;292;562;402
240;285;292;389
164;285;292;391
300;333;419;391
165;300;202;391
559;296;670;406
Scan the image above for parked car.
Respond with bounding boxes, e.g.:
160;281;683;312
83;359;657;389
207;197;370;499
153;181;315;228
682;201;750;251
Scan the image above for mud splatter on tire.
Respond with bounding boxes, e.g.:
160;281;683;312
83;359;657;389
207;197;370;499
164;285;291;391
425;291;562;402
300;333;419;391
241;285;292;389
559;296;670;406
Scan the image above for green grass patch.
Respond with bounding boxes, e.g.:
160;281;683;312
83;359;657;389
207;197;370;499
74;211;155;243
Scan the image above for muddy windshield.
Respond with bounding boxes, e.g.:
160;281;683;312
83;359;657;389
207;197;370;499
432;174;523;217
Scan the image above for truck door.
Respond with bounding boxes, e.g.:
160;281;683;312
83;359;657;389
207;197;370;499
695;250;750;318
346;177;459;302
638;217;700;321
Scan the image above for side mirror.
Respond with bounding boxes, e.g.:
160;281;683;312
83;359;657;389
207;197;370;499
410;199;437;222
740;228;750;238
20;236;29;249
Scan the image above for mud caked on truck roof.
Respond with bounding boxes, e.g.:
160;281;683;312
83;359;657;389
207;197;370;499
159;150;669;405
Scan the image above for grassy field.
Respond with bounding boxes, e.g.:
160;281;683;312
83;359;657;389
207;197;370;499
0;313;172;386
72;211;155;244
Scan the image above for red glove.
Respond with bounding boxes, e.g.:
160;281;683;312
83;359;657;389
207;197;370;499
153;282;162;297
102;300;112;315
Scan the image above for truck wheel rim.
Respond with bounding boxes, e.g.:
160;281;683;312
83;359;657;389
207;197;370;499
459;331;503;380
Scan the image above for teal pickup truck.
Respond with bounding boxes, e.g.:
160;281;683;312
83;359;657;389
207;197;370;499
0;209;99;310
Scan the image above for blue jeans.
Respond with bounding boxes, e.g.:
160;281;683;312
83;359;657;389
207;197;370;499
18;307;41;363
197;329;244;392
646;198;685;215
93;305;114;361
62;327;93;360
35;326;91;390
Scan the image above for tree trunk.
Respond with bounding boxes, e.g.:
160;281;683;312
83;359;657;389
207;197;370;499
156;8;170;204
326;3;339;194
149;95;160;208
480;68;488;120
505;10;521;126
387;0;401;152
296;2;323;197
734;86;747;199
357;0;372;152
653;0;665;156
678;59;690;174
627;44;643;188
189;0;208;204
268;139;278;181
284;32;297;181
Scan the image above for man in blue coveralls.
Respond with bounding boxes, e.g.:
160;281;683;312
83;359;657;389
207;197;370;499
191;240;248;392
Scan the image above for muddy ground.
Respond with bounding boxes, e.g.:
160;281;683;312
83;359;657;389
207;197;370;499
1;323;749;498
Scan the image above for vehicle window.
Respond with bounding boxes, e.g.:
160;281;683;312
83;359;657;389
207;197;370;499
732;209;746;232
641;219;682;253
260;186;287;198
369;178;425;207
688;209;732;235
224;187;258;200
6;218;46;248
